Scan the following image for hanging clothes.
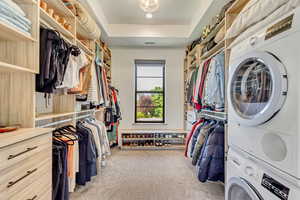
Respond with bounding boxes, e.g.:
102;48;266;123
37;28;72;93
203;52;225;111
184;119;203;157
196;122;225;183
193;58;211;110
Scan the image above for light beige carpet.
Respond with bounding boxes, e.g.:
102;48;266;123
70;149;224;200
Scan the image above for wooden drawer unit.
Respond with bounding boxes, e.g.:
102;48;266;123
9;172;51;200
0;151;51;199
0;133;51;171
0;128;52;200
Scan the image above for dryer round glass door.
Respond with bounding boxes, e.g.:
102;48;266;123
227;177;262;200
228;51;287;126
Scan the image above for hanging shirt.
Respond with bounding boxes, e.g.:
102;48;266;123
58;49;88;89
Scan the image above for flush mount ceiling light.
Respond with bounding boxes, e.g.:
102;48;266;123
145;13;153;19
139;0;159;14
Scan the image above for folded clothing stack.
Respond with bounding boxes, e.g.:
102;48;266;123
0;0;32;35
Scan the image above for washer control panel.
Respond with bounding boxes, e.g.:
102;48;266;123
265;14;294;40
261;173;290;200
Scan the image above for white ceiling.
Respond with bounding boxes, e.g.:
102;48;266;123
80;0;231;47
99;0;201;25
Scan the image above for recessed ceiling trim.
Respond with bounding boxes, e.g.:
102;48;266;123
80;0;230;47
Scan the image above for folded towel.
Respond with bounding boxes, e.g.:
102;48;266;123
1;0;26;17
0;1;31;30
0;13;30;33
0;1;31;25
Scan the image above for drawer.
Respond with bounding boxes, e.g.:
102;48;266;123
0;148;51;199
9;172;51;200
0;133;51;171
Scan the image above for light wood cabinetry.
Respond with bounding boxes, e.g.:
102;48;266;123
0;128;52;200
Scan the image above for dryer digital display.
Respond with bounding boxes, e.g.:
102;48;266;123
265;14;294;40
261;173;290;200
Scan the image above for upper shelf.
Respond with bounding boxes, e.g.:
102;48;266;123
40;8;75;41
43;0;75;17
76;38;94;56
14;0;38;4
0;61;36;73
0;20;36;42
201;19;225;45
201;40;225;61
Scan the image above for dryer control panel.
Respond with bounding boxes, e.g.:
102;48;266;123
261;173;290;200
265;14;294;40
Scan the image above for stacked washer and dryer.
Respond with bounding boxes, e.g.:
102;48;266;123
226;7;300;200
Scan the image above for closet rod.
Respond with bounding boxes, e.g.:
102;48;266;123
76;114;93;120
202;46;225;62
40;118;73;128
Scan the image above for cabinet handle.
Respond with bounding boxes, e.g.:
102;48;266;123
27;195;37;200
8;146;38;160
7;168;38;188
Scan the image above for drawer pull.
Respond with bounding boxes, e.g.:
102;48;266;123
8;146;38;160
7;168;38;188
27;195;37;200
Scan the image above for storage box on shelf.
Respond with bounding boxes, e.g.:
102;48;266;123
119;130;188;150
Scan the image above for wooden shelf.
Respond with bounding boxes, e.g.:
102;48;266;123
201;19;225;45
14;0;38;4
122;138;184;141
43;0;75;17
201;40;225;61
121;145;185;150
0;20;36;41
76;39;94;56
35;112;75;121
40;8;75;40
0;61;36;73
35;109;96;121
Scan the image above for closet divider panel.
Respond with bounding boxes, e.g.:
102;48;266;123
0;0;39;73
53;94;76;114
0;72;35;128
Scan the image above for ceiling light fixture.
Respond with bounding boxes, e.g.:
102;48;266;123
140;0;159;17
145;13;153;19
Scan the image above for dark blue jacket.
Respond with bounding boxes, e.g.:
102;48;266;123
197;123;224;183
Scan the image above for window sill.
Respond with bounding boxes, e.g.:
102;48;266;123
132;123;168;125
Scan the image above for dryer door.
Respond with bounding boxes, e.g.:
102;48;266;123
227;177;262;200
228;51;287;126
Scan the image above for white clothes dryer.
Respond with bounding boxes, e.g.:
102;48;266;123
226;147;300;200
228;7;300;180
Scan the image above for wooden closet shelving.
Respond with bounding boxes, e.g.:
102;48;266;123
0;21;36;42
76;38;94;56
40;9;75;41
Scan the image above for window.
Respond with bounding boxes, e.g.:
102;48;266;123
135;60;165;123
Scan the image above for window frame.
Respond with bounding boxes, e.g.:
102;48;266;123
134;60;166;124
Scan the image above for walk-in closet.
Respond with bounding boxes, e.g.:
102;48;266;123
1;0;300;199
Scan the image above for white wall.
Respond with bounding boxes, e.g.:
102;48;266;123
111;48;185;130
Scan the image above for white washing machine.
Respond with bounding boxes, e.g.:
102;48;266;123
226;147;300;200
228;7;300;180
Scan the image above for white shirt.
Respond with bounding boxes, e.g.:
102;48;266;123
58;49;89;88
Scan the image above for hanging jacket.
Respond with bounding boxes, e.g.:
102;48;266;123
197;123;225;183
203;52;225;110
192;121;217;165
184;119;203;157
193;59;211;110
37;28;71;93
